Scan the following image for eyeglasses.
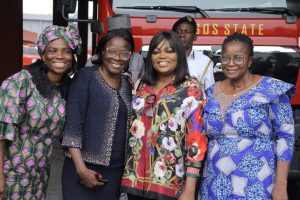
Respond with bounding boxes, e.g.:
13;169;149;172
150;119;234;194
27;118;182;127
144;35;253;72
103;48;132;60
220;55;245;65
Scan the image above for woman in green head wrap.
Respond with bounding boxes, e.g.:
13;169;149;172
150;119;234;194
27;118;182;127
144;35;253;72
0;24;81;200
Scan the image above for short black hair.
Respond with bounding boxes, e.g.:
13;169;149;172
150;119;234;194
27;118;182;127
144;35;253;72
95;29;134;67
141;31;189;85
222;32;254;56
64;54;77;76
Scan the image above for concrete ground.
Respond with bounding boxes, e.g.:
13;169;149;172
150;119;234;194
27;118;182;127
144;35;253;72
46;140;64;200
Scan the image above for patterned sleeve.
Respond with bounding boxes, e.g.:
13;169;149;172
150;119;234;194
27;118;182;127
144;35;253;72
0;71;29;141
270;93;294;162
62;68;90;149
185;86;207;178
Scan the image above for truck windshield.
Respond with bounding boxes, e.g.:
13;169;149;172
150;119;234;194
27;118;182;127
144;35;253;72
112;0;291;18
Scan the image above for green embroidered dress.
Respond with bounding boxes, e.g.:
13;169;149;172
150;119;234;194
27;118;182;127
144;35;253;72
0;69;66;199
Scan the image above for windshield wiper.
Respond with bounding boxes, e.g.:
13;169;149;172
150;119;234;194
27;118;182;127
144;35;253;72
204;7;294;16
117;6;209;18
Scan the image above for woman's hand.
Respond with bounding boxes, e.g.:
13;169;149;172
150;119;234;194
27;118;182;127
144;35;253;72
179;176;197;200
68;148;104;189
271;179;288;200
179;190;195;200
77;167;104;189
272;160;289;200
0;175;5;200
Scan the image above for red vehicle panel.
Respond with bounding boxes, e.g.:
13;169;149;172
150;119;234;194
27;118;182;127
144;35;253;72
23;45;39;67
97;0;300;105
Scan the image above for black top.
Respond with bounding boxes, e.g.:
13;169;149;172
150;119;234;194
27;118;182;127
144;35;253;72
110;95;127;168
62;66;132;166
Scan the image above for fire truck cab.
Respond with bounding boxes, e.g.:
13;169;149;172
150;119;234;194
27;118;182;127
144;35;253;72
59;0;300;197
97;0;300;102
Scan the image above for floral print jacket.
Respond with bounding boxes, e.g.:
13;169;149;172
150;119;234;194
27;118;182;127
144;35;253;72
121;78;207;199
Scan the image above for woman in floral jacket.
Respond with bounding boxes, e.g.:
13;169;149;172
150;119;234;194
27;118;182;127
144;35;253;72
121;31;207;200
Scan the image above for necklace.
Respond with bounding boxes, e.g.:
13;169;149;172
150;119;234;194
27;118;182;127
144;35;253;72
98;67;120;89
216;76;263;121
221;75;256;97
216;83;249;122
232;87;250;97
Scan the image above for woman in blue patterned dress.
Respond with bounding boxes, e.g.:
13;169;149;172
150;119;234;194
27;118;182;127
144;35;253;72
0;25;81;200
200;33;295;200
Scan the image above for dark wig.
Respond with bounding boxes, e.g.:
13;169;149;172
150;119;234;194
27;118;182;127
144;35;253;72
27;59;72;99
65;54;78;76
141;31;189;85
94;28;134;71
222;32;254;57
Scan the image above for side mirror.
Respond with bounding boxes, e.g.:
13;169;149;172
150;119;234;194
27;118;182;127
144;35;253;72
57;0;77;14
57;0;100;31
287;0;300;17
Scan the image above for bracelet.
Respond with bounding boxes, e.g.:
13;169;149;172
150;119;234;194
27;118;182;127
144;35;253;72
186;167;200;175
186;173;200;178
276;178;287;183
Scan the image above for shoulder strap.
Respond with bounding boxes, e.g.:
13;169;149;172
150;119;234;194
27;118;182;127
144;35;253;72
200;59;212;84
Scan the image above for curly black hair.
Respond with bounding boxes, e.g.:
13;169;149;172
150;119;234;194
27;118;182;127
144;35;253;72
222;32;254;57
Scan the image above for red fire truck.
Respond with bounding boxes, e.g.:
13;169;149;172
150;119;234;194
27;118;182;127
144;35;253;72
97;0;300;105
100;0;300;196
61;0;300;196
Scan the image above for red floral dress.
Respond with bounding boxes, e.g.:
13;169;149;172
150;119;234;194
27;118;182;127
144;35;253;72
121;78;207;200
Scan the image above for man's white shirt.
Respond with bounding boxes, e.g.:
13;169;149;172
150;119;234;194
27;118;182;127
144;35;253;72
187;49;215;89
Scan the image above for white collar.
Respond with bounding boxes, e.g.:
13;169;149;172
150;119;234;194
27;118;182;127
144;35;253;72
187;49;195;60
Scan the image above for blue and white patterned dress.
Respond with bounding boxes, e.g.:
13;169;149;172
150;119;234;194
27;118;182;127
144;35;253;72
200;76;295;200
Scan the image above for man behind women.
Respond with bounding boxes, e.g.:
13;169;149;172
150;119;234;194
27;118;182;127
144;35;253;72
0;24;81;200
172;16;215;89
200;32;295;200
87;14;144;84
61;28;133;200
